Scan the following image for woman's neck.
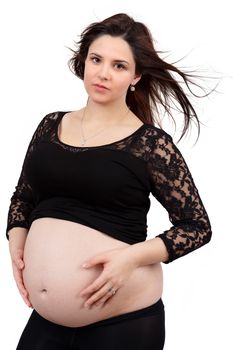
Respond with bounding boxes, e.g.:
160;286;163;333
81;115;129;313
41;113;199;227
83;100;130;126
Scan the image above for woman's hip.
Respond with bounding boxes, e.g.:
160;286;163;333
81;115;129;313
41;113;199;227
17;299;165;350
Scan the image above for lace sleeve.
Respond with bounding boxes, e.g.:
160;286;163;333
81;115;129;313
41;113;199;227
148;130;212;263
6;112;56;239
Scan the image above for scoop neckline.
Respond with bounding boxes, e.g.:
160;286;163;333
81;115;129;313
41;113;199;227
55;111;148;149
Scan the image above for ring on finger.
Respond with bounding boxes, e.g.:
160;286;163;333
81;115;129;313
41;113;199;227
108;287;117;295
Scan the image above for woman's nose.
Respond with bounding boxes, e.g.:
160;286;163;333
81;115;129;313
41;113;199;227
98;64;111;80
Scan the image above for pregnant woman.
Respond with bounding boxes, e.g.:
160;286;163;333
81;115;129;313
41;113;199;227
6;13;212;350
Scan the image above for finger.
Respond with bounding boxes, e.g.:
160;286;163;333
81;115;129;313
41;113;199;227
16;277;27;296
82;253;107;268
17;259;24;269
15;274;29;301
80;276;107;297
19;290;32;308
12;264;26;291
17;282;32;307
94;292;113;307
12;265;32;307
12;254;24;269
97;286;119;308
84;284;115;307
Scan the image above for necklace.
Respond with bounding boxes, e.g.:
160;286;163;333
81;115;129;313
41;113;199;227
80;107;130;147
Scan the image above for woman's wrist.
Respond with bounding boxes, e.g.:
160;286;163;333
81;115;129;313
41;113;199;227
126;237;169;267
8;227;28;255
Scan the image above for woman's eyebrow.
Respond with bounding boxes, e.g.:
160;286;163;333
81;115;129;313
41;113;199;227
89;52;129;65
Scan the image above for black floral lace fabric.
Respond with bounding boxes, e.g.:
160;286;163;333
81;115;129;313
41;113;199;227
7;111;212;262
6;113;58;233
146;132;212;262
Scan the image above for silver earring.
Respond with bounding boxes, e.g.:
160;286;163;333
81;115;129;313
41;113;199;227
130;85;135;92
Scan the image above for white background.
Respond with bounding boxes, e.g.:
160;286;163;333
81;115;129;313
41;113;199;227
0;1;232;349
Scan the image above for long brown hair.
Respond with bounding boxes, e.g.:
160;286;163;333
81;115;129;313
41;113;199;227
68;13;210;140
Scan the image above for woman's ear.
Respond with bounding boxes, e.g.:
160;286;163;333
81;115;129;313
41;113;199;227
132;74;142;87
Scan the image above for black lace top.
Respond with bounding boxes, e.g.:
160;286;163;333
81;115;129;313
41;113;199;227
6;111;212;263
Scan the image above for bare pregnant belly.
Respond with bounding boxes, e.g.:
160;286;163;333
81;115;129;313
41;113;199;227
23;218;163;327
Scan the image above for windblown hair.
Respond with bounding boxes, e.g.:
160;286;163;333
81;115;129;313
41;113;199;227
68;13;209;140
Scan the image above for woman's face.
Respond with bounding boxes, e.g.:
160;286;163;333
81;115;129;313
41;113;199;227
83;35;140;105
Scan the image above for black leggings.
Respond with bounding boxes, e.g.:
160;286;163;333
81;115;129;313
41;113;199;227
16;299;165;350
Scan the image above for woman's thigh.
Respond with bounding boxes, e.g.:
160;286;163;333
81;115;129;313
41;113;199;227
16;311;73;350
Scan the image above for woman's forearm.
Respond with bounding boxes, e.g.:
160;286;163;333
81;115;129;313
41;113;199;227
8;227;28;254
127;237;169;267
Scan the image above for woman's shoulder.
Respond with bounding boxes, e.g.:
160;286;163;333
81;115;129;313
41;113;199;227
36;111;61;127
39;110;73;128
142;123;173;143
43;110;66;122
33;111;68;137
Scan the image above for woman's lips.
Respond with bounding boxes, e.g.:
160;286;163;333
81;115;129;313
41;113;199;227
93;84;109;90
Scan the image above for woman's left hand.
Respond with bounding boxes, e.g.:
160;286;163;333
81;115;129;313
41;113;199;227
79;246;138;309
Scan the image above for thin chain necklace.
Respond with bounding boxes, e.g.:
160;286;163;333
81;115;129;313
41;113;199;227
80;107;130;147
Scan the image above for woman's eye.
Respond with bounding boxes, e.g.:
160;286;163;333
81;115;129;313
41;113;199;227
91;57;100;63
115;63;126;70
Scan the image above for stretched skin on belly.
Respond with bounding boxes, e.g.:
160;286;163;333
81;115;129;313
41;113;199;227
23;218;163;327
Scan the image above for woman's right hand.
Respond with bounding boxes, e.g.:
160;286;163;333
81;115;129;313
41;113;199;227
8;227;32;308
10;248;32;308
